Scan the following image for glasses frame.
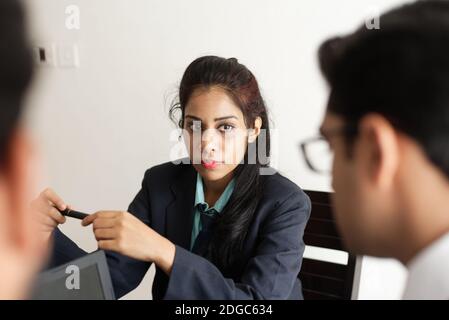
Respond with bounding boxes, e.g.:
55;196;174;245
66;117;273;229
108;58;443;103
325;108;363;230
300;123;359;174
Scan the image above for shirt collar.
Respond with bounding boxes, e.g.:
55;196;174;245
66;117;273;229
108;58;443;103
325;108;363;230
194;173;235;213
403;231;449;299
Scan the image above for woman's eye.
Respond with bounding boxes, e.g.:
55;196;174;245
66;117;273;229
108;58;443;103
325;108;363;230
218;124;235;132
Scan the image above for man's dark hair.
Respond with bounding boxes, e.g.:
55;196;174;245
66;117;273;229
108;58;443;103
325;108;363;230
0;0;33;164
319;0;449;178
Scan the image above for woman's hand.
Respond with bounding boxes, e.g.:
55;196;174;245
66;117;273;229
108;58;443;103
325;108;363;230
30;188;67;244
82;211;176;275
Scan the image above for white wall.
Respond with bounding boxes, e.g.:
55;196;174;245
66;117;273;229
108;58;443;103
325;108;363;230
23;0;409;299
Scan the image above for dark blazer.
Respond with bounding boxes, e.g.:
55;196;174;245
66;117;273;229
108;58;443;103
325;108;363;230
49;160;311;299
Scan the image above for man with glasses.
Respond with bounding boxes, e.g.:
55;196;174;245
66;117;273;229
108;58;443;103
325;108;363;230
300;0;449;299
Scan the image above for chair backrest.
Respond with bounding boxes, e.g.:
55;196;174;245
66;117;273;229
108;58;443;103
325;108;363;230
299;190;361;300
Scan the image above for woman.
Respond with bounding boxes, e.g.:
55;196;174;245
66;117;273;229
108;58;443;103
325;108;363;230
33;56;311;299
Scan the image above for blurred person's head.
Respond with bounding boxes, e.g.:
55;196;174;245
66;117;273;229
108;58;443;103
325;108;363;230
0;0;35;208
318;0;449;263
0;0;43;299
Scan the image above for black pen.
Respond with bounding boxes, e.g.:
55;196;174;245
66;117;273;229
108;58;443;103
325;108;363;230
56;207;89;220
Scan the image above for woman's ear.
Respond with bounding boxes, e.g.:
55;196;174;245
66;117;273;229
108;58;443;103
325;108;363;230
248;117;262;143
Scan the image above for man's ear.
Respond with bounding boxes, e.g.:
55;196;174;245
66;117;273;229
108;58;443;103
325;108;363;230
248;117;262;143
358;114;400;190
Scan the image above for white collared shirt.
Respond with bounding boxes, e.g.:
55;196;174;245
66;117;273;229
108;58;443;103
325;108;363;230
403;231;449;299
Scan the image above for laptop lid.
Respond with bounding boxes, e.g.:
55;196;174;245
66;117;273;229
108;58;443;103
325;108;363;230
31;250;115;300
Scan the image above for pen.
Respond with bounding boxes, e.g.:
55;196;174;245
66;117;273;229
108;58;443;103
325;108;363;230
56;207;89;220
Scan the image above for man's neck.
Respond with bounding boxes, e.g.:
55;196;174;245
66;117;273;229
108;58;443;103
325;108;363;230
395;166;449;265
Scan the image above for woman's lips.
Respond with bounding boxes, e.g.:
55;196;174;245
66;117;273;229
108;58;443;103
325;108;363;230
201;160;220;169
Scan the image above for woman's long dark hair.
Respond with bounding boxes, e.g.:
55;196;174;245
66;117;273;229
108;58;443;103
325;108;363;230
169;56;271;273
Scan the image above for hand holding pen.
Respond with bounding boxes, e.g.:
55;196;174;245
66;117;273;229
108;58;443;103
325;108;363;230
31;188;90;238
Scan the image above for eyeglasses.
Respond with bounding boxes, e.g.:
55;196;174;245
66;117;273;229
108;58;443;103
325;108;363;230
299;124;358;175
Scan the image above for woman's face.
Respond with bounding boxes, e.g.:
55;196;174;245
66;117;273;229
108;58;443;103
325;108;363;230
183;86;260;183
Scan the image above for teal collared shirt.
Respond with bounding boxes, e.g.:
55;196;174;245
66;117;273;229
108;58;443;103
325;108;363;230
190;173;235;251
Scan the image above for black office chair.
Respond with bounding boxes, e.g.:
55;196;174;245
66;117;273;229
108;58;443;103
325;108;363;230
299;190;361;300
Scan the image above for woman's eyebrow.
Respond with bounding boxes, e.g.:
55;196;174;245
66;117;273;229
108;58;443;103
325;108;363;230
214;116;238;121
185;115;238;122
185;115;202;121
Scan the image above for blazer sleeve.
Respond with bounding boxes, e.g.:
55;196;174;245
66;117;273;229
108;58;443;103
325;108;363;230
163;190;311;300
47;170;153;299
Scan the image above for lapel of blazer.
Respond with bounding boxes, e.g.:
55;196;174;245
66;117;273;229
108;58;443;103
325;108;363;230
165;163;197;250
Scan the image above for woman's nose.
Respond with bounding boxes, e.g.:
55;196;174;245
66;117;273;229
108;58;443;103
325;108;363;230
201;129;220;155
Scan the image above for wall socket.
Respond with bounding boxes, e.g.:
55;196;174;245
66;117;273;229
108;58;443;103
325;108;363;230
33;43;80;68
